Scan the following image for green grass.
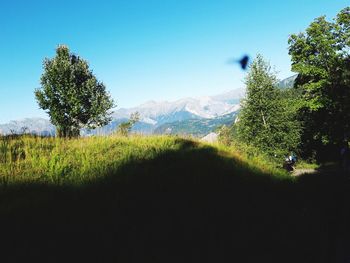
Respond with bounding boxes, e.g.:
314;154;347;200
0;134;290;186
0;135;348;262
0;135;178;185
295;160;319;170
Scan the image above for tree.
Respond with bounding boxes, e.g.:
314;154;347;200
235;55;301;156
116;112;140;136
288;7;350;159
35;45;115;138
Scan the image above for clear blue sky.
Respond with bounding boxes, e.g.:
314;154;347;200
0;0;348;123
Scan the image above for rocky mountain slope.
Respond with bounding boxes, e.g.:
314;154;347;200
0;76;295;136
0;87;243;136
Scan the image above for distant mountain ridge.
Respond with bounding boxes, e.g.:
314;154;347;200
278;74;297;89
82;89;243;136
0;76;295;136
154;111;238;137
112;90;244;123
0;118;55;136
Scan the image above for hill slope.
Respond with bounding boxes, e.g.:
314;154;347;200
0;135;346;262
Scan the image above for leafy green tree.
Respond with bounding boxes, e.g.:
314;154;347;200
116;112;140;136
288;7;350;159
35;45;115;138
235;55;301;156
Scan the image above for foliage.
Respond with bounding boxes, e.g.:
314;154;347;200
116;112;140;136
217;125;234;146
221;138;288;175
288;7;350;159
235;54;301;157
35;45;115;138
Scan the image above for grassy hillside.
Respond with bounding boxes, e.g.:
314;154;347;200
0;135;195;185
0;135;348;262
0;135;287;185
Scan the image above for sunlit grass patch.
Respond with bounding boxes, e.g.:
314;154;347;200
0;134;291;189
0;135;201;186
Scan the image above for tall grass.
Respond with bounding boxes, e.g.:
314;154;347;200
0;134;290;188
0;135;193;186
0;134;346;262
212;139;291;178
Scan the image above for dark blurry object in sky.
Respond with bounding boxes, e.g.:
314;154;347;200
228;55;250;70
239;55;249;70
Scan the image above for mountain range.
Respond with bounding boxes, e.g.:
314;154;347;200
277;74;297;89
0;76;295;137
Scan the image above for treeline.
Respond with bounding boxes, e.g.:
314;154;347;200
221;7;350;162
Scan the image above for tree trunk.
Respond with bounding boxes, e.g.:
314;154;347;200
261;111;267;128
56;126;80;138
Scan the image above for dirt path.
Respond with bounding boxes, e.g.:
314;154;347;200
292;168;317;176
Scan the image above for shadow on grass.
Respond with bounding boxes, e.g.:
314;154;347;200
0;140;349;262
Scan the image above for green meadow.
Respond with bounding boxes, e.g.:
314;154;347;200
0;135;348;262
0;135;287;186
